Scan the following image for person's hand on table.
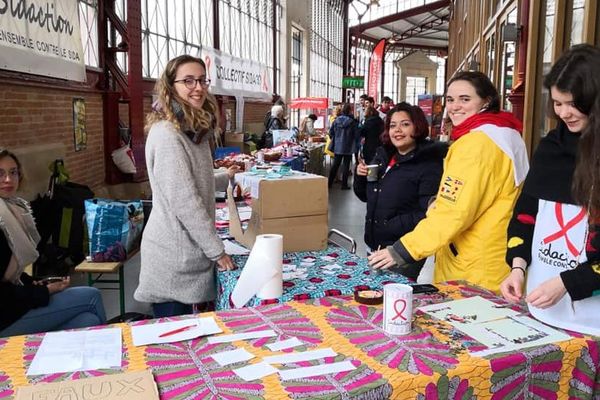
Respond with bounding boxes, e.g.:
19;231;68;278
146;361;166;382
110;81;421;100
46;277;70;294
526;276;567;309
500;257;527;303
367;248;397;270
227;165;240;179
356;160;368;176
217;254;236;271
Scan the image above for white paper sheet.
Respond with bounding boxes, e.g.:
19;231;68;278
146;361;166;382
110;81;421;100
207;330;277;344
233;362;279;381
131;317;222;346
235;172;316;199
211;348;255;366
263;348;337;364
417;296;520;327
223;239;250;255
27;328;122;376
462;315;572;356
231;234;283;308
265;337;304;352
279;360;356;381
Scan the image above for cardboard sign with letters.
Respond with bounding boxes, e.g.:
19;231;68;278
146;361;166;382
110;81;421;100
15;370;159;400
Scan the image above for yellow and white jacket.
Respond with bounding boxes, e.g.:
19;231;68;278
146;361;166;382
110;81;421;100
391;125;529;292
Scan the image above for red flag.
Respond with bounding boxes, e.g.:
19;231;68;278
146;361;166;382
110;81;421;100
368;39;386;101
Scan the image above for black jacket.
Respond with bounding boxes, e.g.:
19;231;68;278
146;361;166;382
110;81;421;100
506;122;600;301
359;115;384;164
0;230;49;332
354;140;447;250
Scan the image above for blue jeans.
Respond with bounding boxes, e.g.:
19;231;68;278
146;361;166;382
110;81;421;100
0;287;107;337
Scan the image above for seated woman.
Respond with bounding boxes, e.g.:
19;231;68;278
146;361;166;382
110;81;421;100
500;44;600;336
0;149;106;337
354;103;447;280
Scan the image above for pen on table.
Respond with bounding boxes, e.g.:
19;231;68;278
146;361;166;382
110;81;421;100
159;324;197;338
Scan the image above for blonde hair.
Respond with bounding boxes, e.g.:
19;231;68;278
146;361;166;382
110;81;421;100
145;55;219;133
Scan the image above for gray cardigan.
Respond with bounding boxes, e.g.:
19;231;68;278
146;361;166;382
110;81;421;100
134;120;229;304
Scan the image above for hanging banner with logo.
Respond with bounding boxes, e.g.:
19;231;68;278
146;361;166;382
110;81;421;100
199;46;272;101
367;39;385;102
0;0;86;81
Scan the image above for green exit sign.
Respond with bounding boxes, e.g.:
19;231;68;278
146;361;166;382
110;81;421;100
342;76;365;89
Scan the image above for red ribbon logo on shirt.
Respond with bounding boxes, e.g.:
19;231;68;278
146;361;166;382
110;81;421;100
391;299;407;321
542;203;586;257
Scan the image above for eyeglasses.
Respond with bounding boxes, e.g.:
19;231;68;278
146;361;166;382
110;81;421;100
174;77;211;89
0;168;19;180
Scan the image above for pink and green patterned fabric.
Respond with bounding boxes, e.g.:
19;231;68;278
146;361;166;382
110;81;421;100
217;244;410;310
1;281;599;399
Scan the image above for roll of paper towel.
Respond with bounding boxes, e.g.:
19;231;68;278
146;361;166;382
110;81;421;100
231;234;283;308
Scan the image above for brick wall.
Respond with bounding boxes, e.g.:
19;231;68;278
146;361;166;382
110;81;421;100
0;82;105;192
0;81;273;196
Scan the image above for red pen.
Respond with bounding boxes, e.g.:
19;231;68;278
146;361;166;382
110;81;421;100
158;324;197;338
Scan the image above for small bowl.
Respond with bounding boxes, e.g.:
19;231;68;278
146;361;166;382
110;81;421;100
354;290;383;305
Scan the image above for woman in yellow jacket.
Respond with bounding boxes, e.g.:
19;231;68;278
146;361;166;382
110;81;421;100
369;71;529;292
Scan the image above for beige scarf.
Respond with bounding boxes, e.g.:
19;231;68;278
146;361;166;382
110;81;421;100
0;197;40;285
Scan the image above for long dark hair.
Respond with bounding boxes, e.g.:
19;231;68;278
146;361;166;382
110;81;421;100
447;71;501;112
544;44;600;214
380;102;429;153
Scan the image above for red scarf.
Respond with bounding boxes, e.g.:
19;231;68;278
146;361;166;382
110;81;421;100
450;111;523;141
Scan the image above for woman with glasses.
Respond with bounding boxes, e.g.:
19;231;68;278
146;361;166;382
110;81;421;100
0;149;106;337
134;55;238;318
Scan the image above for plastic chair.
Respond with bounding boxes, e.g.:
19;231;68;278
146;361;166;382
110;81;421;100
327;228;357;254
214;146;241;159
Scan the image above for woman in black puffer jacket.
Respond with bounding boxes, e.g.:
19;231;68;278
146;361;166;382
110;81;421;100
354;102;447;280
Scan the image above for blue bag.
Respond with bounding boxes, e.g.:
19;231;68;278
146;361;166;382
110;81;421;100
84;199;144;262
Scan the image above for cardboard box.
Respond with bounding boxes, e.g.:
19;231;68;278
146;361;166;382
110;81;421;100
228;175;328;252
15;370;159;400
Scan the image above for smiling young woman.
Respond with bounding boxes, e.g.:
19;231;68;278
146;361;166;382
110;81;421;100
135;55;240;318
354;102;447;280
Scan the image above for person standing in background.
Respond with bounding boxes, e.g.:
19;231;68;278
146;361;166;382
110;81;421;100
328;103;359;190
135;55;238;318
378;96;393;119
358;106;384;164
357;94;369;125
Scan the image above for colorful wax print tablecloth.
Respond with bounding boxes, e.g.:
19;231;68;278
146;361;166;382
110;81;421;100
1;281;599;399
216;244;410;310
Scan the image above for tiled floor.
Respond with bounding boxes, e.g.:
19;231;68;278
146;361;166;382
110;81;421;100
81;162;432;319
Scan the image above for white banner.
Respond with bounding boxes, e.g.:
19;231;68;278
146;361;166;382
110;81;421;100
199;46;272;100
0;0;85;81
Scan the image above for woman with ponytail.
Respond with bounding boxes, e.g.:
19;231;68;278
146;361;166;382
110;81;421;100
134;55;238;318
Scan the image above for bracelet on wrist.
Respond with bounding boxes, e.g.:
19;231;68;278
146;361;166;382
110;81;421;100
512;266;526;275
